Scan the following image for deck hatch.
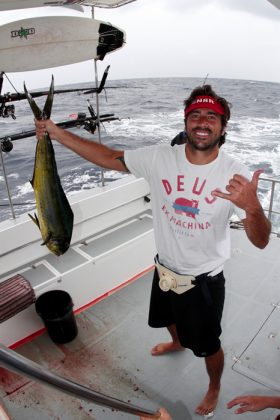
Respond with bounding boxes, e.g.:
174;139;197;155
232;307;280;392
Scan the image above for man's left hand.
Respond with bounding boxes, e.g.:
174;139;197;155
211;169;262;213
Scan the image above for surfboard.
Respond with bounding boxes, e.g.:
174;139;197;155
0;16;126;72
0;0;135;11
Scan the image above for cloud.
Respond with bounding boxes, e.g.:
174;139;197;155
220;0;280;20
161;0;280;20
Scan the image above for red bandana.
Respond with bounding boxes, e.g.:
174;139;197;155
184;95;225;118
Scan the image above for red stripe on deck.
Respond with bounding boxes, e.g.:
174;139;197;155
9;265;154;350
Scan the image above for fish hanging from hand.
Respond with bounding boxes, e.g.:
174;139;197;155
24;76;74;256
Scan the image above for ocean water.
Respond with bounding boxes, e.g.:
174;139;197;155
1;77;280;224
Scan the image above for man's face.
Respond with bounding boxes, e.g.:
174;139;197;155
185;108;225;151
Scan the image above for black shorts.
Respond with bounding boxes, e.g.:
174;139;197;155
148;268;225;357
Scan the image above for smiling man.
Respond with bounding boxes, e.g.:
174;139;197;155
124;85;271;416
35;84;271;417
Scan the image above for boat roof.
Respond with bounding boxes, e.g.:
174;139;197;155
1;228;280;419
0;0;136;12
267;0;280;10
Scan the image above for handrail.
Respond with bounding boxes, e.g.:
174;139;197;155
259;176;280;235
231;176;280;235
0;344;160;418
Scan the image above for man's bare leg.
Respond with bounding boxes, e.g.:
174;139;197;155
151;324;185;356
195;347;224;416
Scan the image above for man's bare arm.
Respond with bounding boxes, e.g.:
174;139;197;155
35;119;129;172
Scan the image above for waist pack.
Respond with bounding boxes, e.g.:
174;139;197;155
155;259;196;295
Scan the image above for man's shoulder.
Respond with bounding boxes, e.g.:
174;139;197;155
219;150;249;173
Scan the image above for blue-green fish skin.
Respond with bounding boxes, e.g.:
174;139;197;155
29;132;74;256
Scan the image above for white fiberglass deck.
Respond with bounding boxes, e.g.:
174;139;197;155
0;229;280;419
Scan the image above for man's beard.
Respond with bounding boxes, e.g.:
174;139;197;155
187;130;221;151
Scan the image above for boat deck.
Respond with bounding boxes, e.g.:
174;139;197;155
1;229;280;420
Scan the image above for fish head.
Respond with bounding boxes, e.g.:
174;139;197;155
47;238;71;256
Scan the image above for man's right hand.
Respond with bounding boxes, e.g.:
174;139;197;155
35;118;59;140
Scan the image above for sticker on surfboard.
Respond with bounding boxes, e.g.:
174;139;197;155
0;16;126;72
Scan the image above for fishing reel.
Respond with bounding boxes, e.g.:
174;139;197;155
0;103;16;119
0;137;13;153
85;100;98;134
84;119;98;134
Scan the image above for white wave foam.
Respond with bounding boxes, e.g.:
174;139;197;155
13;182;33;198
230;116;280;138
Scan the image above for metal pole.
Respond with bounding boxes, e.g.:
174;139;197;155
94;59;105;187
0;147;16;219
268;180;275;221
91;5;105;187
0;344;160;418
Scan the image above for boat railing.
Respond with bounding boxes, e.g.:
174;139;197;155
230;176;280;236
258;176;280;236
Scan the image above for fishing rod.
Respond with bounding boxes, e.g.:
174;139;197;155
0;66;111;103
0;66;113;119
0;343;160;418
0;103;119;207
0;111;119;152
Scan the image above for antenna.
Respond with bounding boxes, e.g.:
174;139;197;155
202;73;209;86
0;72;4;95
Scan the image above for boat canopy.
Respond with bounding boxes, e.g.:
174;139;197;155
0;0;136;12
267;0;280;9
82;0;136;7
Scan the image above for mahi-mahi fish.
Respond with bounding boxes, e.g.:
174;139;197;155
24;76;74;256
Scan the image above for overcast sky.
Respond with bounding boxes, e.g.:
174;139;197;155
1;0;280;90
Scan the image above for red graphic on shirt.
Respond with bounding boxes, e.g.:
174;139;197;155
173;197;200;219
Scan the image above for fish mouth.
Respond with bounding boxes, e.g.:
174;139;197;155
48;238;71;256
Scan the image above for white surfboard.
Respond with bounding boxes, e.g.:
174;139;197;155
0;16;126;72
0;0;135;11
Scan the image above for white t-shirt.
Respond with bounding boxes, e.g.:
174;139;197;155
124;144;250;276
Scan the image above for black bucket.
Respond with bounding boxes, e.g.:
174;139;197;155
35;290;78;344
